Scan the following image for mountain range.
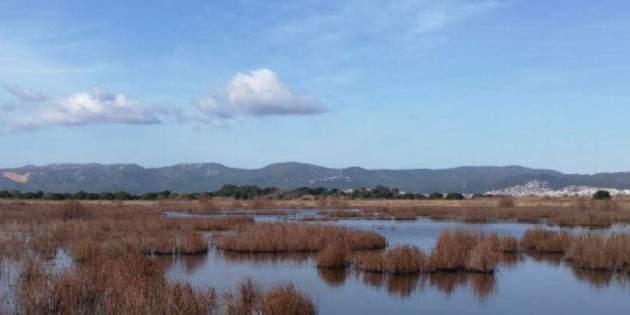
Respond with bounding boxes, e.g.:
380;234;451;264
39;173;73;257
2;162;630;194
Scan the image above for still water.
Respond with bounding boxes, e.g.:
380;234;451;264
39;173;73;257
164;214;630;314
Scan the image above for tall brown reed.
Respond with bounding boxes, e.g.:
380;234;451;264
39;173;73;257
216;223;386;252
353;245;428;274
520;228;571;253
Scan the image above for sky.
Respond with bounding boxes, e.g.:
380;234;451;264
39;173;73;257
1;0;630;174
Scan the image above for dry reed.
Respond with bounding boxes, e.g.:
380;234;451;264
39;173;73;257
520;228;571;253
353;245;428;274
316;243;350;268
216;223;386;252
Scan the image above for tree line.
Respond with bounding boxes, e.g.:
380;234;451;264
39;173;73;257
0;185;613;201
0;184;474;201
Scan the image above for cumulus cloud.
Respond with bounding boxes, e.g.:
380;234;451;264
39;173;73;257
1;89;163;131
197;68;326;119
2;84;47;102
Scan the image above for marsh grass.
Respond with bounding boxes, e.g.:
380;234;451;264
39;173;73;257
353;245;428;274
352;231;513;274
520;228;571;253
189;216;255;231
224;278;316;315
316;243;350;268
216;223;386;253
5;199;630;314
428;230;502;273
563;234;630;272
17;254;218;315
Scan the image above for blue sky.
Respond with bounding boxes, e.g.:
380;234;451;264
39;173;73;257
1;0;630;173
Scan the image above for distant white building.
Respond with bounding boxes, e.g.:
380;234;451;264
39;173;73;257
486;180;630;197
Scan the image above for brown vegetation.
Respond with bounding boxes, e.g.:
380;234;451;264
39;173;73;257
18;254;218;315
520;228;571;253
224;278;316;315
0;201;318;315
4;198;630;314
428;230;502;273
316;243;350;268
563;234;630;272
215;223;386;252
353;245;428;274
188;216;255;231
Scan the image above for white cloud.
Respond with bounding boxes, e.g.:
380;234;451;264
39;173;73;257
1;89;163;131
197;68;326;119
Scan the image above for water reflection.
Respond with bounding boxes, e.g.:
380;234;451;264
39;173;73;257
427;272;496;300
525;252;563;266
499;253;525;267
522;252;630;289
317;268;349;287
572;269;615;288
309;266;497;300
357;272;422;298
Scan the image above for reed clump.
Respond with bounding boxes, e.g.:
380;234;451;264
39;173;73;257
18;254;218;315
260;283;317;315
520;228;571;253
464;237;501;273
563;234;630;272
216;223;386;252
316;243;350;268
353;245;428;274
428;230;502;273
224;278;316;315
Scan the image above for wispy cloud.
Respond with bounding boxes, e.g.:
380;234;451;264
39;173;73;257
196;68;326;120
269;0;504;49
2;84;47;102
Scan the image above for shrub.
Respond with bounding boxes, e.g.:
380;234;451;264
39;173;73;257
444;192;465;200
592;190;611;200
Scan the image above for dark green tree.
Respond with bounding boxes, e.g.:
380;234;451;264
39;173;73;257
444;192;465;200
592;190;611;200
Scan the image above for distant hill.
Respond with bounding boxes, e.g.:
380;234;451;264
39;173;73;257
2;162;630;194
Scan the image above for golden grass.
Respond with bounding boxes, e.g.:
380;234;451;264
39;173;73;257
216;223;386;252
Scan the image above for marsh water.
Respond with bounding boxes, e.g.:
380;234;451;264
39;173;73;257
164;211;630;314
